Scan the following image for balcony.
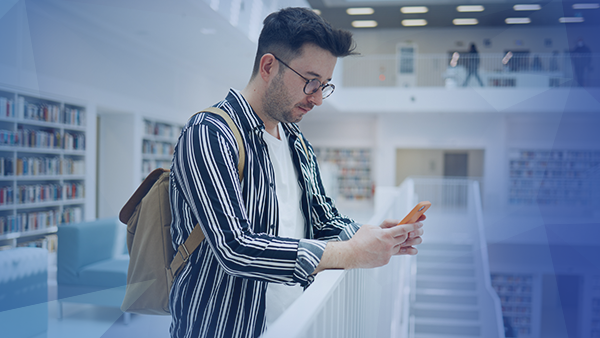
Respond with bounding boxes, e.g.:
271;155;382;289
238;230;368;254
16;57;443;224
326;52;599;114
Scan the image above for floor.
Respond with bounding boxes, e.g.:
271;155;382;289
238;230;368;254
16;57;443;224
44;254;172;338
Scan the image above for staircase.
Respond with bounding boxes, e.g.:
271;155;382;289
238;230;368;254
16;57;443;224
407;178;504;338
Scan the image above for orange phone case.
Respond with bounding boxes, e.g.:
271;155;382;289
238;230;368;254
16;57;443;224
398;201;431;225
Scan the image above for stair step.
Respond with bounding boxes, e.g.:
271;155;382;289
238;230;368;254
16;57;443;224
415;317;480;326
416;275;477;283
416;289;478;297
417;280;477;291
415;323;481;336
413;302;479;312
417;267;476;278
415;294;478;306
413;308;479;321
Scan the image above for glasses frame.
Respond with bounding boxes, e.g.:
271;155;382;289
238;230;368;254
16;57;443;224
271;54;335;99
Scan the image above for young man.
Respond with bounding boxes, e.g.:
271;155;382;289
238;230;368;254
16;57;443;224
168;7;424;338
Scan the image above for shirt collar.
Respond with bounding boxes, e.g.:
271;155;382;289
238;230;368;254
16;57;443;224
224;88;303;139
224;88;264;133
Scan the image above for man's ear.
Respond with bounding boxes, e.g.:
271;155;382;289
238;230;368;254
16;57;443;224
259;54;278;83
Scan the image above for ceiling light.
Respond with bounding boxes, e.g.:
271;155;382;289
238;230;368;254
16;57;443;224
401;6;429;14
559;17;585;23
505;17;531;24
573;3;599;9
351;20;378;28
347;7;374;15
513;4;541;11
457;5;484;12
401;19;428;26
453;18;479;25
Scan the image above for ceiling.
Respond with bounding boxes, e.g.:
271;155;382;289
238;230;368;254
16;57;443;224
306;0;600;29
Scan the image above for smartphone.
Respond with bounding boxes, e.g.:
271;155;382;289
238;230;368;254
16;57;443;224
398;201;431;225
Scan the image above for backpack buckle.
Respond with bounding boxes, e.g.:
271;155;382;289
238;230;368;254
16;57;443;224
178;243;190;263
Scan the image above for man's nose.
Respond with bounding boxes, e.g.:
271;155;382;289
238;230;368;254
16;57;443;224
308;90;323;106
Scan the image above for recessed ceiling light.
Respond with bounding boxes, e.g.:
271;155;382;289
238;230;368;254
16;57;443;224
513;4;541;11
402;19;428;26
351;20;378;28
312;9;322;15
457;5;485;12
401;6;429;14
572;3;599;9
453;18;479;25
347;7;374;15
505;17;532;24
559;16;585;23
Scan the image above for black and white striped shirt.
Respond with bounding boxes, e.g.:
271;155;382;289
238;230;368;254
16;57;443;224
168;89;360;338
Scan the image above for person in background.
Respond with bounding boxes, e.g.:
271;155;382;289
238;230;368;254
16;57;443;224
572;38;592;87
463;43;484;87
168;7;425;338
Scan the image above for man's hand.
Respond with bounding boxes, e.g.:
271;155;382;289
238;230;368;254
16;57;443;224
312;217;424;274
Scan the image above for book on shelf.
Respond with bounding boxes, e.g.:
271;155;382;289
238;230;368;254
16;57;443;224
0;97;15;118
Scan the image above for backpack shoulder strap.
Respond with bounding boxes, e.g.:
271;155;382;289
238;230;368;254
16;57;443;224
202;107;245;182
169;107;245;280
297;135;310;163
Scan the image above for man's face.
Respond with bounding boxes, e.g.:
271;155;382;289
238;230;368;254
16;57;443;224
262;44;337;124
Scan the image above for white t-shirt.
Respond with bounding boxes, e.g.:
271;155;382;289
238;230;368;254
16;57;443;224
262;123;306;326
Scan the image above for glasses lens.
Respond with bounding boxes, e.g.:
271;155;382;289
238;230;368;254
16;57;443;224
322;84;334;99
304;79;321;95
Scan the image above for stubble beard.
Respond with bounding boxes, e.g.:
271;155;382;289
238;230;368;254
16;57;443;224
262;72;301;124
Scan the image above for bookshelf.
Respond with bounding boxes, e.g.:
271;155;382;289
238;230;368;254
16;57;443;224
491;273;540;338
508;149;600;207
141;118;181;179
314;147;373;201
0;89;86;247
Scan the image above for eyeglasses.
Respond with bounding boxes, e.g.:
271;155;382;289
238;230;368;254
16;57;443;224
272;55;335;99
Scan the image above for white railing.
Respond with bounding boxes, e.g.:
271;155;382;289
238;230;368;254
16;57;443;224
261;177;503;338
262;180;416;338
341;52;597;88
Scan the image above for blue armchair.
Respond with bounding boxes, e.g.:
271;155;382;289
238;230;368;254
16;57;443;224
57;217;130;323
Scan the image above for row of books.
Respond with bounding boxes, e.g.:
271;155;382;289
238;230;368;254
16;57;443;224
501;305;531;314
0;157;85;176
0;206;83;235
142;140;175;156
510;179;588;189
0;183;84;205
494;284;532;294
510;160;599;170
498;295;532;304
510;169;589;179
0;97;86;126
63;107;86;126
144;120;179;138
0;129;85;150
24;102;61;124
511;150;600;161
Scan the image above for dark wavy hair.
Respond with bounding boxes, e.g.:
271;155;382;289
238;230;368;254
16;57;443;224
250;7;356;78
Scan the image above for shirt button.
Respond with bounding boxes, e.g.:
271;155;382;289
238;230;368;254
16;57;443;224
269;183;274;187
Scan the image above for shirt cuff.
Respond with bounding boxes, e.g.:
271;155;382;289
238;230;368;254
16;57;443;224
337;222;361;241
292;239;327;286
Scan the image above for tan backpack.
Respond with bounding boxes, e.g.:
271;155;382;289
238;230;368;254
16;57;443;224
118;107;244;315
